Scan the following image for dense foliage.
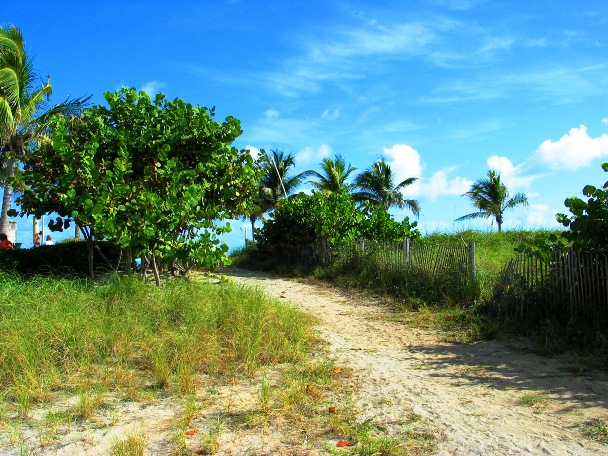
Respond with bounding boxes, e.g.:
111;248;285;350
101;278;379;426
556;162;608;254
259;190;420;247
14;88;259;280
0;241;120;276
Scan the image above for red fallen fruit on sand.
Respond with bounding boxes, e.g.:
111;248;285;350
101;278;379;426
185;429;198;436
336;440;353;447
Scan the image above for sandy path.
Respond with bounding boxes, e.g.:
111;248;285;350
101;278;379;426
222;267;608;456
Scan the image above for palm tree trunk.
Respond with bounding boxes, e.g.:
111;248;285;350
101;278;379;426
33;217;39;245
250;214;256;242
0;158;16;236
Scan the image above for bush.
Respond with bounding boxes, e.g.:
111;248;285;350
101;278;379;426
0;240;121;276
557;162;608;253
259;191;420;248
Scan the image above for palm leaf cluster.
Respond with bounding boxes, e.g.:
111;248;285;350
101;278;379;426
247;149;308;237
353;158;420;215
455;170;528;232
0;25;89;235
305;154;358;193
247;152;422;239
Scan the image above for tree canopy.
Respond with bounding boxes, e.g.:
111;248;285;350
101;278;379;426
556;162;608;253
14;87;259;281
0;25;52;235
353;158;420;215
0;25;89;236
455;170;528;232
247;149;307;238
306;154;357;194
259;190;420;248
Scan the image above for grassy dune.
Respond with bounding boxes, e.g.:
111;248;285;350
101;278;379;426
0;273;314;417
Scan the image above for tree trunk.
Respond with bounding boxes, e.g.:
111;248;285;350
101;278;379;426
151;254;161;286
81;225;95;280
250;215;256;243
0;158;16;236
33;217;39;245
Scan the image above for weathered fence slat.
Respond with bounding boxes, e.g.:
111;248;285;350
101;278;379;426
492;249;608;328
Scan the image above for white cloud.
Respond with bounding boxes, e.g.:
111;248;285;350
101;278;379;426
423;169;472;200
296;144;332;165
309;23;436;62
382;144;471;199
486;155;538;189
245;145;261;160
526;204;559;228
383;144;423;183
602;117;608;127
535;125;608;170
140;80;166;96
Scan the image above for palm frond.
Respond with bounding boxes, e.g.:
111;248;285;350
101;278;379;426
454;211;489;222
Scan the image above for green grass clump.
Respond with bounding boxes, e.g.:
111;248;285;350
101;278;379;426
581;419;608;444
0;272;313;415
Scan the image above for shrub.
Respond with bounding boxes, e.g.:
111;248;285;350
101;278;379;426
259;191;420;248
556;162;608;254
0;240;121;276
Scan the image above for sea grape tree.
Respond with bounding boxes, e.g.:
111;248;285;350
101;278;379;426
15;87;259;281
556;162;608;254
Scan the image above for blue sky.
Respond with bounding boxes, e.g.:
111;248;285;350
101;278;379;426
3;0;608;250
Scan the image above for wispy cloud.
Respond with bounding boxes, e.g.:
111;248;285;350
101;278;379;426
427;0;489;11
140;80;166;96
526;203;560;227
486;155;541;189
321;106;341;120
423;64;608;105
242;109;322;149
306;22;437;63
296;144;332;165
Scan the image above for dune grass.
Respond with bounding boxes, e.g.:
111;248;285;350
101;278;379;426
0;272;314;418
420;229;560;300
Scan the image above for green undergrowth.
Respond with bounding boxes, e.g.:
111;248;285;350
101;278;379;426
232;229;608;359
0;272;314;418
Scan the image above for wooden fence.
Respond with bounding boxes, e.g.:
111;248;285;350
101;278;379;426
267;239;477;303
490;249;608;327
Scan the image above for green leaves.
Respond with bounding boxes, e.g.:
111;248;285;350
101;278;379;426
556;162;608;254
259;190;421;248
15;87;259;270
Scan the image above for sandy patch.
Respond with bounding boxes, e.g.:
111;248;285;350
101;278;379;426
223;267;608;456
2;267;607;455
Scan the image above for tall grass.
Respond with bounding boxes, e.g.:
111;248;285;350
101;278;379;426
0;272;313;415
420;229;560;300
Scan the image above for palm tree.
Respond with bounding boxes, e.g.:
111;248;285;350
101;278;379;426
248;149;306;238
0;26;52;235
455;170;528;232
306;154;357;193
353;158;420;215
0;25;88;235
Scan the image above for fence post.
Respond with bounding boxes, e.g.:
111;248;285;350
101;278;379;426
403;238;411;266
359;238;365;253
468;241;476;281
